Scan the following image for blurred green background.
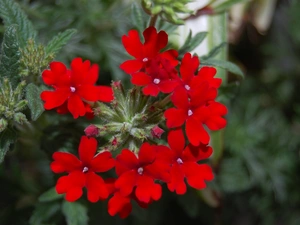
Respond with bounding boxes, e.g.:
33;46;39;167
0;0;299;225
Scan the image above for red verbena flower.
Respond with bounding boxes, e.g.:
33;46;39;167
114;143;170;203
50;136;115;202
160;129;214;194
41;58;113;118
164;86;227;145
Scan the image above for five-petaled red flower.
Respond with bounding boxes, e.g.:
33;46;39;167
158;129;214;194
50;136;115;202
41;58;113;118
114;142;170;203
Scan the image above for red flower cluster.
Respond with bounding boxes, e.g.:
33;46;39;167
41;58;113;118
51;133;213;218
47;26;228;219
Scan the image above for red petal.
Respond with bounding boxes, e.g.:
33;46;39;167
160;50;179;67
70;58;91;85
108;192;132;218
41;88;70;110
142;84;160;96
164;108;187;128
186;117;210;145
168;129;185;155
135;175;161;203
120;60;143;74
131;72;151;86
183;145;213;162
67;94;86;119
122;30;143;58
138;143;156;165
143;27;167;55
116;149;139;175
196;66;221;88
171;87;189;109
183;163;214;190
77;85;101;102
91;151;115;172
205;102;227;130
158;80;179;93
115;170;137;197
97;86;114;102
180;53;199;82
82;64;99;85
167;163;186;195
145;159;171;183
51;152;82;173
78;136;97;165
85;172;108;202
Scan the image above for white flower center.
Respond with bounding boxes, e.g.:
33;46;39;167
70;86;76;92
188;109;193;116
185;84;190;90
153;78;160;84
82;166;89;173
177;158;183;164
137;167;143;175
143;58;148;62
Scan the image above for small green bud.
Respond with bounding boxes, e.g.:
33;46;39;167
130;128;148;141
14;100;28;112
151;5;162;15
13;112;28;125
0;118;8;132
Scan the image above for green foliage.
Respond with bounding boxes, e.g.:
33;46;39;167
210;0;248;14
38;187;63;203
0;128;17;163
201;58;244;78
131;3;147;32
45;29;77;56
62;201;88;225
178;30;207;56
29;202;60;225
0;25;21;87
200;42;227;60
25;83;44;121
0;0;37;47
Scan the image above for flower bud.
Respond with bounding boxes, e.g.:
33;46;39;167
151;125;164;139
0;118;8;132
13;112;28;124
84;124;99;137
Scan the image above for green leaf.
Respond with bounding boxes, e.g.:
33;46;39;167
0;25;20;87
45;29;77;56
62;201;88;225
0;128;17;164
131;3;145;32
29;202;60;225
179;31;207;55
201;59;244;78
177;189;199;218
213;0;247;13
25;83;44;121
200;42;227;60
0;0;37;47
38;187;63;203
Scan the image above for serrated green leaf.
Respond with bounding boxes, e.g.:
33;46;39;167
200;42;227;60
0;128;17;164
131;3;145;32
179;31;207;55
45;29;77;56
0;25;20;87
38;187;63;202
25;83;44;121
201;59;244;78
0;0;37;47
62;201;88;225
29;202;60;225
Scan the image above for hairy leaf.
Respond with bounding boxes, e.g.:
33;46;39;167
131;3;145;32
29;202;60;225
0;128;17;164
25;83;44;121
0;25;20;87
201;59;244;78
0;0;37;47
45;29;77;56
39;187;63;202
62;201;88;225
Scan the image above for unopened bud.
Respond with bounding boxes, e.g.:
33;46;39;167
0;118;8;132
151;125;164;139
13;112;28;124
84;124;99;137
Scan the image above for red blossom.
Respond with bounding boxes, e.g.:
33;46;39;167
41;58;113;119
164;86;227;145
50;136;115;202
114;143;170;203
160;129;214;194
